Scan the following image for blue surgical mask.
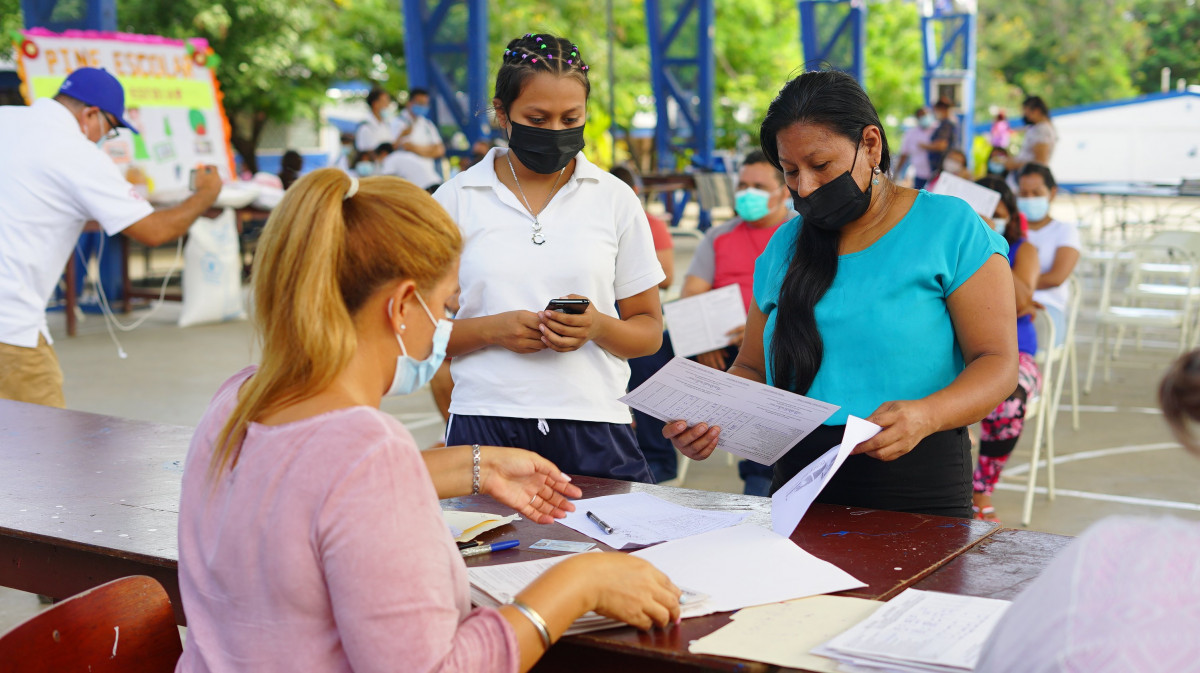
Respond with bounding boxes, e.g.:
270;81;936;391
918;116;933;129
410;103;430;119
987;160;1006;175
355;162;376;177
991;217;1008;235
387;292;453;396
1018;196;1051;222
734;187;772;222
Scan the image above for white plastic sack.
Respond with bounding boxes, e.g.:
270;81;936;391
179;208;247;327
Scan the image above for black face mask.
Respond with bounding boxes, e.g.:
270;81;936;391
791;144;872;232
507;120;585;174
1022;115;1034;125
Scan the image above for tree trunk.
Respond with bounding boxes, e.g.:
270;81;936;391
229;110;268;176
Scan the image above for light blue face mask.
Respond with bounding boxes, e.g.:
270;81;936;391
1018;196;1051;223
734;187;772;222
991;217;1008;235
410;103;430;119
387;292;453;396
987;160;1007;175
355;161;376;177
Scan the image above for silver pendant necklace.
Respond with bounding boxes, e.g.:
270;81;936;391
506;153;566;245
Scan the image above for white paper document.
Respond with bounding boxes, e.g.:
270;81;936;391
468;552;712;635
619;357;839;465
929;172;1002;218
688;595;884;672
631;524;865;613
815;588;1011;672
662;285;747;358
557;492;747;550
771;415;881;536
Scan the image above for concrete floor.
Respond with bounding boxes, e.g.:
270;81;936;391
5;195;1200;634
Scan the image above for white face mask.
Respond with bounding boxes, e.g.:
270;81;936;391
943;159;964;174
991;217;1008;235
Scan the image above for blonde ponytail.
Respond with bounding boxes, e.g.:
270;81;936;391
209;170;461;479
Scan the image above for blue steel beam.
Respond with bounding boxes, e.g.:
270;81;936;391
21;0;116;31
646;0;715;228
645;0;714;173
798;0;866;83
401;0;489;154
921;4;976;161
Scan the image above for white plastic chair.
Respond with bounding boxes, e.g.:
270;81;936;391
1020;307;1058;527
1085;231;1200;393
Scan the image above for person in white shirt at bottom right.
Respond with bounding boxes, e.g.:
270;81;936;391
1018;163;1079;343
977;347;1200;672
0;67;222;409
433;32;665;483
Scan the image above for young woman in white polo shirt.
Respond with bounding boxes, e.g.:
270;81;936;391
433;33;665;482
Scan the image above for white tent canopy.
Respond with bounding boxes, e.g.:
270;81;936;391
1042;90;1200;187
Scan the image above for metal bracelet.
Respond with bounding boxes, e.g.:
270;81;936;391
471;444;481;495
511;599;552;649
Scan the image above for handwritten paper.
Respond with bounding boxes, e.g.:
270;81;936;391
814;588;1011;672
631;524;865;613
557;492;747;550
930;171;1002;217
688;595;884;672
662;285;747;358
771;415;881;536
620;357;839;465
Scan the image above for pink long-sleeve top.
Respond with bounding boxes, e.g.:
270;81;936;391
175;367;518;673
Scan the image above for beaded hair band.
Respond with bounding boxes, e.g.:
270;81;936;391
503;38;589;71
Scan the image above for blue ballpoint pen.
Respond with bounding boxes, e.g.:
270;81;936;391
460;539;520;558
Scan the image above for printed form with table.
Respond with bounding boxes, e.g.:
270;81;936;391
451;357;1011;672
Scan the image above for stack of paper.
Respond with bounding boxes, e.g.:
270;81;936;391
688;595;884;673
556;492;747;549
467;553;716;634
813;589;1011;672
443;510;519;543
467;525;864;634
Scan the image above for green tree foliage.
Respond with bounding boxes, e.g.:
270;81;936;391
115;0;406;172
1130;0;1200;93
976;0;1146;118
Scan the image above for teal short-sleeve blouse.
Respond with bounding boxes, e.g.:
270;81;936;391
753;191;1009;426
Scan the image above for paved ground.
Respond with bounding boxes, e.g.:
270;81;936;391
5;194;1200;633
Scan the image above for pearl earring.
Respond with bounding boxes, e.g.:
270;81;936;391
871;165;882;186
400;324;406;331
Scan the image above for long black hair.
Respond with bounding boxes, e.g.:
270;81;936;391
976;175;1019;244
759;70;890;395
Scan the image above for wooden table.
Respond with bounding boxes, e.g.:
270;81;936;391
0;400;1070;671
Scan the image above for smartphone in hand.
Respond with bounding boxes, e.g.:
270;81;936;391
546;298;590;314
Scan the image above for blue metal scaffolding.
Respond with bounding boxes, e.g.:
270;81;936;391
401;0;490;154
798;0;866;83
921;4;977;159
645;0;715;227
20;0;116;31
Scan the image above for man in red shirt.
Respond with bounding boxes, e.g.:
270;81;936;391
679;151;792;494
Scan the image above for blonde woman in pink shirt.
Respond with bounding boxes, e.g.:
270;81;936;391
175;170;681;673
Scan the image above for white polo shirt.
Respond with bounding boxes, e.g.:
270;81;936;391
379;150;441;189
394;112;443;179
433;148;665;424
355;114;398;153
0;98;154;348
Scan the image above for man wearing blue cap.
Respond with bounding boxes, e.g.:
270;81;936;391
0;67;223;408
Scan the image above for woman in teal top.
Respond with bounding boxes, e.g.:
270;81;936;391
665;71;1017;518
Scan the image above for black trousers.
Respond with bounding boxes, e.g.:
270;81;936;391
770;424;972;519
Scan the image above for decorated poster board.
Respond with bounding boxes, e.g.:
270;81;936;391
12;29;236;194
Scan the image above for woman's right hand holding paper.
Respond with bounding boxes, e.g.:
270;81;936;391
662;420;721;460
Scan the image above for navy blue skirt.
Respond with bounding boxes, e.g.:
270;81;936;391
447;414;654;483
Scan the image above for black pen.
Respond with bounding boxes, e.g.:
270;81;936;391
586;510;614;535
